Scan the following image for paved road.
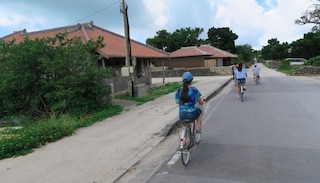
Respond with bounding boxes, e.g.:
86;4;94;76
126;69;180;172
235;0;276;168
147;63;320;183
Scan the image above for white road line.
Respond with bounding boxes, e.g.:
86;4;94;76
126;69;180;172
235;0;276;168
166;152;180;166
204;88;231;124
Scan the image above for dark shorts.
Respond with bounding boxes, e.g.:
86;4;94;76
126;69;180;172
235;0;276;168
237;78;246;84
179;108;202;121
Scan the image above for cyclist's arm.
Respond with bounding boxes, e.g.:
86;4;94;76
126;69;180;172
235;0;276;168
198;95;206;106
174;89;180;104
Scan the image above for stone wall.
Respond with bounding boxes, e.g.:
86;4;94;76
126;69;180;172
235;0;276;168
152;66;232;77
264;60;280;69
292;66;320;75
134;83;147;97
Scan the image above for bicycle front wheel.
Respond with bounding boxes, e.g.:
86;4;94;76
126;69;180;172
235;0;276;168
181;128;191;166
241;92;244;102
180;149;190;166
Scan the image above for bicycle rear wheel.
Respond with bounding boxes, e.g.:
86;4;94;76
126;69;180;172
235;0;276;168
240;85;244;102
241;91;244;102
181;128;191;166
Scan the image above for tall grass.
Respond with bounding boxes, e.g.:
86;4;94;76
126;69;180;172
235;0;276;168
0;104;122;159
277;60;293;75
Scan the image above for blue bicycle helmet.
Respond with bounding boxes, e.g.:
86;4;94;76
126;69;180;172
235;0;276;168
182;71;193;82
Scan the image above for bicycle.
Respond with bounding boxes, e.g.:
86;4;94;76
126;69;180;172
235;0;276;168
179;102;205;166
233;75;237;86
179;118;201;166
254;75;260;85
237;79;245;102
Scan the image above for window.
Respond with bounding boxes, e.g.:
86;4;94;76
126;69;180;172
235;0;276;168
136;58;145;77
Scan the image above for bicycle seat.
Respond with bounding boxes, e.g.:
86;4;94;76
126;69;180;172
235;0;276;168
180;119;194;123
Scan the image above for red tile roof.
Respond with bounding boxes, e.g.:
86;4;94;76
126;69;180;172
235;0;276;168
169;44;237;58
1;22;169;59
170;46;211;58
198;44;238;58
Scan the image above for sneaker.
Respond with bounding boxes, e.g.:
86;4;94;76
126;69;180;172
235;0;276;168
237;95;240;98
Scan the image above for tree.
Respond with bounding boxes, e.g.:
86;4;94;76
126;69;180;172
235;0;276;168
146;30;171;51
0;34;111;118
171;27;204;51
261;39;289;60
290;32;320;59
295;0;320;32
270;43;289;60
207;27;238;53
146;27;204;52
261;38;281;60
236;44;254;63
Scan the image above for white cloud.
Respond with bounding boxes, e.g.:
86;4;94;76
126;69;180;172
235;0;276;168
141;0;169;28
0;5;32;27
204;0;315;49
0;0;316;50
257;0;314;48
0;3;51;35
206;0;216;8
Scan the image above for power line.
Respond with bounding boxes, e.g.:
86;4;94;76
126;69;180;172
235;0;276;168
71;0;120;24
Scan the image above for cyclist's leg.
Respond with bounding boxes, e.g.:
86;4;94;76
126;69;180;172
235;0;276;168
237;80;241;96
191;108;202;131
196;112;203;131
243;79;247;90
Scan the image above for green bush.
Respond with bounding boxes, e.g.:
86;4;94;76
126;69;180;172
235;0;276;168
277;59;293;75
0;34;112;118
305;55;320;66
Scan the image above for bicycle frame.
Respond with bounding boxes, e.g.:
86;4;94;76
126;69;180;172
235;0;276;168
255;76;260;85
179;120;195;166
179;121;195;149
237;80;245;102
240;83;244;93
179;101;205;166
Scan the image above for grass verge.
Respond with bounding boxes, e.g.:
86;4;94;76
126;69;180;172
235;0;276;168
0;104;122;159
276;60;293;75
0;82;181;159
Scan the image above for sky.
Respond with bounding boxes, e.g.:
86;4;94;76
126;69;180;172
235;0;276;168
0;0;316;50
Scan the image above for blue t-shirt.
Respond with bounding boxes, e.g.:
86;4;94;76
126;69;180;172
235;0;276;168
234;68;247;79
175;86;202;113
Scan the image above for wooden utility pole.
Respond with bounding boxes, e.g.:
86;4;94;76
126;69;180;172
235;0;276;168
121;0;131;68
120;0;134;97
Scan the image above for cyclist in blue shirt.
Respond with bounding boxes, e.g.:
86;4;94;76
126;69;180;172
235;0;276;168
175;72;205;132
234;63;247;98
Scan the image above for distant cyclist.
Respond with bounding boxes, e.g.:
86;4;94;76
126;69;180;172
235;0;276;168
234;63;247;98
231;62;237;80
252;64;260;80
175;72;206;133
